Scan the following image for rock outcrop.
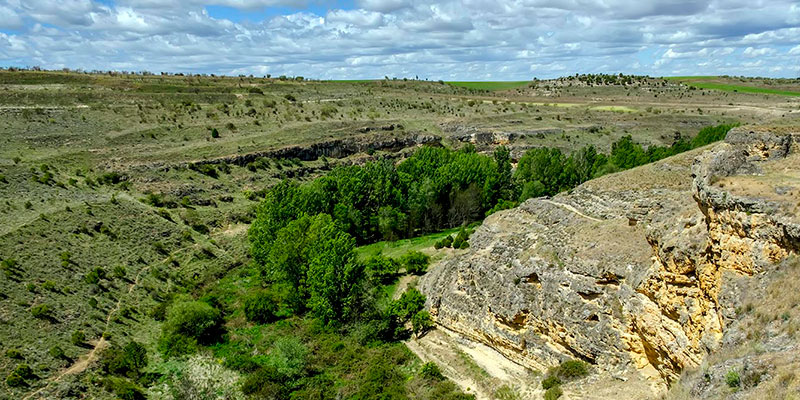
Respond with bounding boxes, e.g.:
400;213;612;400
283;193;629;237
420;126;800;396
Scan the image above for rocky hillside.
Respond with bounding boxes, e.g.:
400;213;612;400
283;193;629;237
420;126;799;398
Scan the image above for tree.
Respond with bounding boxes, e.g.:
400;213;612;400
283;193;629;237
159;300;223;356
401;251;430;275
390;288;426;322
493;146;513;200
411;310;433;337
306;222;362;325
364;255;399;283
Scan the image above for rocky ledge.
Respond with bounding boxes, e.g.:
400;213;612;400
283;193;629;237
419;126;800;396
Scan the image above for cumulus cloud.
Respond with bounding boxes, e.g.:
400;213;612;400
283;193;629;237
0;0;798;79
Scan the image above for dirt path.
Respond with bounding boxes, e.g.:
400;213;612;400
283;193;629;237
405;327;539;400
392;275;416;300
541;199;603;222
22;264;150;400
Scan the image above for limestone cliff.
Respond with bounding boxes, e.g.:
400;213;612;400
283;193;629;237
419;126;800;396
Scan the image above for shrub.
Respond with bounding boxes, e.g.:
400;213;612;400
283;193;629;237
243;291;278;324
420;362;444;381
31;304;52;319
401;251;430;275
434;235;453;249
158;331;197;357
71;330;86;345
541;375;561;389
49;346;66;360
241;366;286;397
42;280;57;292
554;360;589;380
452;227;470;249
726;369;741;388
6;372;25;387
544;385;563;400
101;342;148;377
103;376;146;400
113;265;126;279
159;300;223;355
13;364;34;379
5;348;23;359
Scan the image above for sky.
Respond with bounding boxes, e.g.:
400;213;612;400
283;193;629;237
0;0;799;80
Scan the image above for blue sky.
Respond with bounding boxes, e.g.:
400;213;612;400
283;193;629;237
1;0;799;80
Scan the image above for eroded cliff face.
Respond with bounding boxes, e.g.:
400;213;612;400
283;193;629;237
419;126;800;396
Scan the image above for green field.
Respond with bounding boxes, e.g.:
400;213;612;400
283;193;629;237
447;81;530;91
356;227;464;260
666;76;800;97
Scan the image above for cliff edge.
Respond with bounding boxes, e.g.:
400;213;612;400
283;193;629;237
419;126;800;398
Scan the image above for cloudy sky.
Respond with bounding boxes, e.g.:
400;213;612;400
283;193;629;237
1;0;799;80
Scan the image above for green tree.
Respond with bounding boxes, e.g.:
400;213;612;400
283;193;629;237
401;251;430;275
412;310;433;337
306;221;362;325
159;300;222;356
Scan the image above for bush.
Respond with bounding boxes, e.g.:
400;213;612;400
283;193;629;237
434;235;453;249
243;291;278;324
541;374;561;389
553;360;589;380
6;372;25;387
420;362;444;381
71;330;86;345
726;369;741;388
30;304;52;319
401;251;430;275
544;385;563;400
452;227;470;249
5;348;23;359
103;376;146;400
101;341;148;377
48;346;66;360
13;364;34;379
158;331;198;357
160;300;223;355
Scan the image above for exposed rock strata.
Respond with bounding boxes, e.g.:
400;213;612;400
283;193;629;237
420;126;799;395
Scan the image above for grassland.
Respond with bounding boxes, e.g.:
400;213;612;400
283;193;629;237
0;70;797;398
666;76;800;97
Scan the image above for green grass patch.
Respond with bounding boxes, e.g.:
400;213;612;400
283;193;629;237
447;81;530;91
665;77;800;97
356;228;461;260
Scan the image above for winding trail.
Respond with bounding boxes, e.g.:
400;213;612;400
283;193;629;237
21;265;150;400
540;199;603;222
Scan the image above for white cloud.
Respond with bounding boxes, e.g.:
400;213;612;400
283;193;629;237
0;0;798;78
